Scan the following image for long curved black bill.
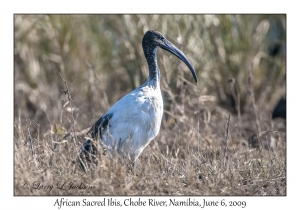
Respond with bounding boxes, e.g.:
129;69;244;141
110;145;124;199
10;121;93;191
160;40;198;83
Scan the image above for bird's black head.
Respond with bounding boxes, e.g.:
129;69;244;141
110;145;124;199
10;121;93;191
142;30;166;50
142;30;198;83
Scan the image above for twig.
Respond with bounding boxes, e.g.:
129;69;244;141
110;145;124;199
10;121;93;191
59;72;77;103
254;130;286;150
196;118;206;150
227;78;241;130
31;120;40;144
25;119;40;170
160;153;175;166
256;130;286;137
223;114;231;167
59;72;78;158
62;127;91;140
247;60;261;133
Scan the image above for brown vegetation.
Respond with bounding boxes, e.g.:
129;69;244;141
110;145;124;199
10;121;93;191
14;14;286;195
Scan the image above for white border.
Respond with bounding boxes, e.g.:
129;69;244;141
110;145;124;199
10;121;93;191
3;1;297;209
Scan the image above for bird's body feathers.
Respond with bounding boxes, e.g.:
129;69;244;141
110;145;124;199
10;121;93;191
86;79;163;162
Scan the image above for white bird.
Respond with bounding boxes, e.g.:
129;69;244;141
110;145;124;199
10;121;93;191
78;30;197;170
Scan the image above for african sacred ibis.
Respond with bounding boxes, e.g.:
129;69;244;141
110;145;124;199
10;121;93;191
78;30;197;170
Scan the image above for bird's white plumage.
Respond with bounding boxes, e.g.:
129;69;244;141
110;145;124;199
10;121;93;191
98;78;163;162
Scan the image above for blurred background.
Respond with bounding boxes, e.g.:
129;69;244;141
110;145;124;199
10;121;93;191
14;14;286;149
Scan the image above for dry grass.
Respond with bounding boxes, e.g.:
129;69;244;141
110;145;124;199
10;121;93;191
14;14;286;196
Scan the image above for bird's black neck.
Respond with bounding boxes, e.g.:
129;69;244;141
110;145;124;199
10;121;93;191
144;46;160;88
